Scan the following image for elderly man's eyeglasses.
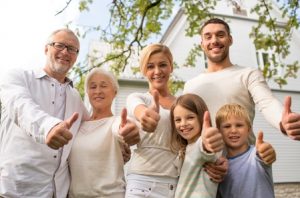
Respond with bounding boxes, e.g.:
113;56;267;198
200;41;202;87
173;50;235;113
48;42;79;54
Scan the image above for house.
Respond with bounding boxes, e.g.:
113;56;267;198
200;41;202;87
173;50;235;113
161;0;300;195
89;0;300;196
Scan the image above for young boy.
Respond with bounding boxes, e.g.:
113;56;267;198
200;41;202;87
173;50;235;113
216;103;275;198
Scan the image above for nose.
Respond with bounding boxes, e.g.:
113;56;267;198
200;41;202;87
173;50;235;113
60;47;69;54
180;119;187;127
211;35;219;44
154;66;161;74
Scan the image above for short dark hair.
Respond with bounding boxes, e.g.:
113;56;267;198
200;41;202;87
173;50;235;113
199;18;231;35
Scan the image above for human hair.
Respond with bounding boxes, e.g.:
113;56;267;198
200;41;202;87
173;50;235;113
199;18;231;36
46;28;80;48
170;94;208;159
215;103;251;129
84;67;119;95
139;43;173;76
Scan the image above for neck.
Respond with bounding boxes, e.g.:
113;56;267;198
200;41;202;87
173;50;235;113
207;59;233;72
43;67;66;83
91;109;113;120
226;144;250;158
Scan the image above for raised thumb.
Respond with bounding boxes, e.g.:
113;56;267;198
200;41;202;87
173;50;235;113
256;131;264;148
121;108;127;127
202;111;212;130
150;90;160;113
65;112;79;129
283;96;292;116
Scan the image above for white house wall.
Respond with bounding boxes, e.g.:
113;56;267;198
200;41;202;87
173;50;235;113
160;1;300;183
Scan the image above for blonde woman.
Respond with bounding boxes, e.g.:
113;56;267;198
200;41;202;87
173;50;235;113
125;44;180;197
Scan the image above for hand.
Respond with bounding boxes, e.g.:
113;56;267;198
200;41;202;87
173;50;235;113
121;143;131;164
46;112;78;150
204;156;228;183
119;108;140;146
256;131;276;165
140;90;160;132
281;96;300;140
202;111;224;153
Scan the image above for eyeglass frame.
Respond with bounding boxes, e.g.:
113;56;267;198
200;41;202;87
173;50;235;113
48;42;79;55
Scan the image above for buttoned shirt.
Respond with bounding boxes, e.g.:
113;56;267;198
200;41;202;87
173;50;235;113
0;68;88;198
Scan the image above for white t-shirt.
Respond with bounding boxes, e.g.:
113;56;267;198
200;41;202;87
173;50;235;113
69;116;125;198
126;92;180;178
184;65;283;143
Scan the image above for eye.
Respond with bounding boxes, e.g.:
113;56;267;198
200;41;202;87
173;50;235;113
159;62;168;67
203;34;212;40
187;115;195;120
222;124;231;129
217;32;225;38
147;64;154;70
174;118;181;123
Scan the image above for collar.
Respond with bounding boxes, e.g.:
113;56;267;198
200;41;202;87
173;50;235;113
33;68;73;87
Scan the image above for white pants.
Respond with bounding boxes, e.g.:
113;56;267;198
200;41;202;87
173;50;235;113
125;174;178;198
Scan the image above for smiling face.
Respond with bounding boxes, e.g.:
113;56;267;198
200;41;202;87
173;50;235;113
219;115;250;157
44;30;79;82
87;73;116;116
173;105;202;144
200;23;232;64
145;52;173;91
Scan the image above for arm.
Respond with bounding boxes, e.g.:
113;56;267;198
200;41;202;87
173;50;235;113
203;156;229;183
0;69;61;143
247;69;283;130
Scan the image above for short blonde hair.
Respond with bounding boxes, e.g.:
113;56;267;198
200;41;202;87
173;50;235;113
84;68;119;94
139;43;173;76
215;103;251;129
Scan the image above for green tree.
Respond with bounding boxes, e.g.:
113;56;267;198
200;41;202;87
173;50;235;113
59;0;300;93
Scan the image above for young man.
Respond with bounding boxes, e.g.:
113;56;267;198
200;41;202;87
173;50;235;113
184;18;300;142
0;29;88;198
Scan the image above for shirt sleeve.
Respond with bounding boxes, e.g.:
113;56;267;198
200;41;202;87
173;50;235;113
197;137;218;162
0;69;61;143
246;68;283;129
126;92;150;118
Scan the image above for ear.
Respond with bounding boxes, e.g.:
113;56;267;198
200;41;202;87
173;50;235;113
229;35;233;46
200;41;204;51
44;45;49;55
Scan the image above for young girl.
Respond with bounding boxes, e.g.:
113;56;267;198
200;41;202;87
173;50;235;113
170;93;224;198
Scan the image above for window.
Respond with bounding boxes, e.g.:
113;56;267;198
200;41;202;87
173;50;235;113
256;50;283;77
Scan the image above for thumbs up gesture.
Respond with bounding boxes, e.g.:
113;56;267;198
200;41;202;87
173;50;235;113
281;96;300;140
202;111;224;153
140;90;160;132
46;112;78;150
119;108;140;146
256;131;276;165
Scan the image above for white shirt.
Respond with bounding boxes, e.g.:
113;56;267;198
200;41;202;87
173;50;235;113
0;68;88;198
69;116;126;198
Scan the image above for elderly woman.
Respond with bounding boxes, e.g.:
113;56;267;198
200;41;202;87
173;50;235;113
68;68;140;197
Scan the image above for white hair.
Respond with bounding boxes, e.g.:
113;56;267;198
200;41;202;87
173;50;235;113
84;67;119;94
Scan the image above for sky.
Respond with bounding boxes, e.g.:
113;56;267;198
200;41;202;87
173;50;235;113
0;0;111;80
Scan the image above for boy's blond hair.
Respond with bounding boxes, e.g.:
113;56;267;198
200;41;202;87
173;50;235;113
216;103;251;129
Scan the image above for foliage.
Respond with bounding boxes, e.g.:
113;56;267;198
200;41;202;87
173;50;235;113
58;0;300;93
250;0;300;87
